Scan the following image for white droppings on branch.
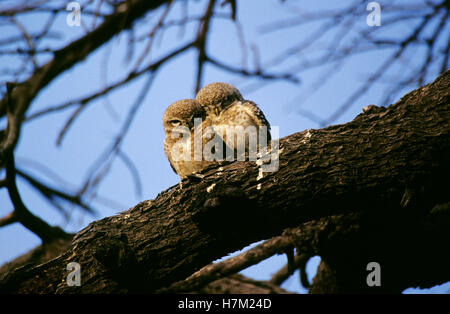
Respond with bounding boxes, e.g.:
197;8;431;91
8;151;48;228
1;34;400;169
256;167;264;181
206;183;216;193
301;130;312;144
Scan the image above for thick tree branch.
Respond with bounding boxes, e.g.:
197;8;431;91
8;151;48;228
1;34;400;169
2;153;71;242
0;71;449;293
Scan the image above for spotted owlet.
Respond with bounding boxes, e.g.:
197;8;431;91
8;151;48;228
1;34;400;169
196;82;271;161
163;99;211;179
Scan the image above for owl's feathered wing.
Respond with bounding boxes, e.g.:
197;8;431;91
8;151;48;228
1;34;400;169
241;100;271;140
215;100;271;161
219;100;271;139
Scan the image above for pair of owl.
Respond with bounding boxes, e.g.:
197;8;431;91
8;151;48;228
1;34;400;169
163;82;271;179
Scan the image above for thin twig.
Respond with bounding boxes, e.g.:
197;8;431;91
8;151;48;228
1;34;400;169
26;42;194;123
16;168;97;215
194;0;217;93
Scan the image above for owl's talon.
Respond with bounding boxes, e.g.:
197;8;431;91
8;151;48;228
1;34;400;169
186;172;205;181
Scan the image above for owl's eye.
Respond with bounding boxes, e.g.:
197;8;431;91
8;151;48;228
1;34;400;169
170;120;181;127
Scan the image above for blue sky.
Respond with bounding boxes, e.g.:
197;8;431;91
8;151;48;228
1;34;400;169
0;0;448;294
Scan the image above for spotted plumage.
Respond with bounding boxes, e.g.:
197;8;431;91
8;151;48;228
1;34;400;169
163;99;212;178
196;82;271;158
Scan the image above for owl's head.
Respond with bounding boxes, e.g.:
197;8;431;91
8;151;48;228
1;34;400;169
163;99;205;137
196;82;243;117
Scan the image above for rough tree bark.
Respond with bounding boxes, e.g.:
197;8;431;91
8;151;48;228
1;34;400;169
0;71;449;294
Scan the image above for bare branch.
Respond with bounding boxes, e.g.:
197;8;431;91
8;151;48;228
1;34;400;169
78;72;156;201
16;168;97;216
206;55;300;83
117;149;142;199
270;253;310;288
0;0;171;120
131;1;174;72
2;152;70;242
26;42;193;123
0;211;16;228
194;0;217;93
158;231;294;293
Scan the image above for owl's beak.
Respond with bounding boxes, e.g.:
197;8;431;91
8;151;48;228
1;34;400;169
215;107;220;116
